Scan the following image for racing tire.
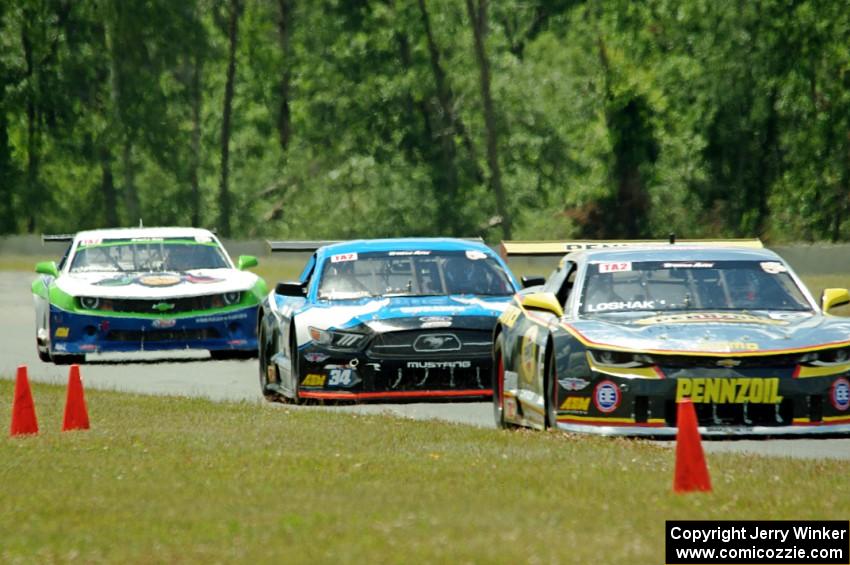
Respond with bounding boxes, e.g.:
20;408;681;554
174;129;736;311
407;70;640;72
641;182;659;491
258;323;281;402
545;348;558;430
289;325;305;405
36;342;51;363
493;334;511;429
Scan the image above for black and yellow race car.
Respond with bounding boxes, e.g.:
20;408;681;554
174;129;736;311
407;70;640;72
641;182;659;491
492;240;850;436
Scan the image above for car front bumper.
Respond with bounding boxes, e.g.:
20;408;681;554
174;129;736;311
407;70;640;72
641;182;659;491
48;304;258;354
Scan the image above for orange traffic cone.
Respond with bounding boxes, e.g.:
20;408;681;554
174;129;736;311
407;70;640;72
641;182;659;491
10;365;38;436
62;364;90;432
673;399;711;493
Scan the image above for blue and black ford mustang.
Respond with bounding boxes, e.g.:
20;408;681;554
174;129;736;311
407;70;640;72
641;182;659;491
493;241;850;436
258;238;519;402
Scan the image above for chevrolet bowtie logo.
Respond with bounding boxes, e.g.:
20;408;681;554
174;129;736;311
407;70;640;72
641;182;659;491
153;302;175;312
716;358;741;368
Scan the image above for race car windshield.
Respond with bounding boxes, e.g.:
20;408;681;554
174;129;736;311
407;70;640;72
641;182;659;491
579;260;812;315
317;250;514;300
69;240;230;273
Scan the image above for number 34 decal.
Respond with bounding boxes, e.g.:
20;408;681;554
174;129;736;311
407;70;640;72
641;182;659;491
327;367;361;388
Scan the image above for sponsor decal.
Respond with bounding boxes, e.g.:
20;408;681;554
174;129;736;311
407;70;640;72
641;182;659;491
586;300;655;312
389;250;430;256
760;261;787;274
399;305;466;314
152;318;176;329
594;380;620;413
413;334;461;352
80;344;97;352
465;250;487;260
327;367;360;387
662;262;714;268
504;370;518;390
407;361;471;369
559;377;590;391
697;341;759;352
419;316;452;329
560;396;591;412
499;306;521;328
505;397;517;419
303;352;330;363
78;238;103;247
519;326;539;384
95;272;224;287
716;358;742;368
54;327;70;338
634;312;788;326
330;252;357;263
195;312;249;323
675;377;783;404
302;373;326;386
138;274;182;287
55;343;67;351
831;377;850;411
598;262;631;273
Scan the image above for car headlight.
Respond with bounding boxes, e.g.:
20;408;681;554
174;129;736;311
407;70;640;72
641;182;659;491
798;347;850;366
589;349;653;368
308;326;366;349
79;296;100;310
223;291;242;305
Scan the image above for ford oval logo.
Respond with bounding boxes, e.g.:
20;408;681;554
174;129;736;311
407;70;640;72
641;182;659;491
413;334;461;352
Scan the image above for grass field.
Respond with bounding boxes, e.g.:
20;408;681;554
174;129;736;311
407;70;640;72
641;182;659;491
1;381;848;563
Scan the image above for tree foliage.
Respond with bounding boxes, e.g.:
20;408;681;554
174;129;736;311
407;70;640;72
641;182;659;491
0;0;848;242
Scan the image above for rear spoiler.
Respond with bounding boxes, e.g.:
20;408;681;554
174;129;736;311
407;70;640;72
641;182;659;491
41;234;75;244
268;237;486;253
499;238;764;259
267;240;342;253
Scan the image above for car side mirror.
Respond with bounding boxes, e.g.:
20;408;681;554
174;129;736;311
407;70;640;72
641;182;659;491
237;255;258;270
275;281;306;297
521;275;546;289
521;292;564;318
35;261;59;277
821;288;850;312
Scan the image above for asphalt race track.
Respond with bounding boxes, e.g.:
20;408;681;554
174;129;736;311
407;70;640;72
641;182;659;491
3;271;848;460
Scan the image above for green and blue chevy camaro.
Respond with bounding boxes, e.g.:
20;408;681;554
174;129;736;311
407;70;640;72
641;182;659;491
493;242;850;436
33;227;267;364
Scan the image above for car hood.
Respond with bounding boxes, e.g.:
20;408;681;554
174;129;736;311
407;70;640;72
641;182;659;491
56;269;258;299
565;310;850;353
295;294;512;332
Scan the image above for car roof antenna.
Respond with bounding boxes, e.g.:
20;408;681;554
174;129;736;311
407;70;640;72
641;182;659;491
669;232;676;245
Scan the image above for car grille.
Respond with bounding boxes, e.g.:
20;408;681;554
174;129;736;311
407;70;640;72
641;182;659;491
91;295;229;314
373;364;490;391
662;398;795;427
653;353;802;369
105;328;221;342
368;329;491;359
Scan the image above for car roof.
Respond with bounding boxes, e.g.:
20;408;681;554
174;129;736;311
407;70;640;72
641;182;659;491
572;245;784;263
318;237;495;256
74;227;218;242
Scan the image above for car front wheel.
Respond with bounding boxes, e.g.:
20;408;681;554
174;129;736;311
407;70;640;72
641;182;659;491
258;322;280;402
493;333;511;429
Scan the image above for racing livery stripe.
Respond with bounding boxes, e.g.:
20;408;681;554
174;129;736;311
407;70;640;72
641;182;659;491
793;416;850;425
298;389;491;400
556;415;666;426
559;322;850;357
793;363;850;378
